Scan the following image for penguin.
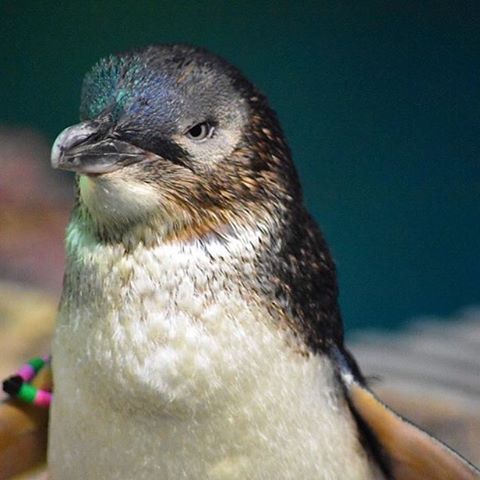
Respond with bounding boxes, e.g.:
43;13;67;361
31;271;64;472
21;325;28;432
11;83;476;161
1;44;478;479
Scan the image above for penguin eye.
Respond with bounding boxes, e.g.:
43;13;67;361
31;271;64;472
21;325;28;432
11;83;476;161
185;122;214;142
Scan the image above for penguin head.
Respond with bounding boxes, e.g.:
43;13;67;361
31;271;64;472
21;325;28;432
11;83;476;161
51;45;300;239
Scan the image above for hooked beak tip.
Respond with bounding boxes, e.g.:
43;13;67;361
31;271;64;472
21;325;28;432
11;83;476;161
51;122;100;170
50;136;64;169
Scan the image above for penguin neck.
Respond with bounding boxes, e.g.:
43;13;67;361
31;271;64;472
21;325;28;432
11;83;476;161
63;203;277;319
71;197;282;250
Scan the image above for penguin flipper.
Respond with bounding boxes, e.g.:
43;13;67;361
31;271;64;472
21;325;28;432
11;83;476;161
0;362;51;479
342;368;480;480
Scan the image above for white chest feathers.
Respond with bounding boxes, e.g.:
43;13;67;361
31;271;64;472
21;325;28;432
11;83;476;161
48;222;379;479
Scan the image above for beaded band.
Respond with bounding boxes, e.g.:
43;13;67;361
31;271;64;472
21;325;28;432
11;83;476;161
2;356;52;408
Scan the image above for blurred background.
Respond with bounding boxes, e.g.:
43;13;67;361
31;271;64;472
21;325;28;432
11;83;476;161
1;0;479;331
0;0;479;465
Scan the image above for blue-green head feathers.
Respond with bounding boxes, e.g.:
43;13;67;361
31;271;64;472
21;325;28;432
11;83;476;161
79;45;262;137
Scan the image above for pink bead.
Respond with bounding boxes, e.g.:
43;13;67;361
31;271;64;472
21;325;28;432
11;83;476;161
17;364;36;382
34;390;52;408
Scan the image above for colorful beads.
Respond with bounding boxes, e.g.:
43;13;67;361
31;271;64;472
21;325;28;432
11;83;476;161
2;356;52;408
17;356;49;382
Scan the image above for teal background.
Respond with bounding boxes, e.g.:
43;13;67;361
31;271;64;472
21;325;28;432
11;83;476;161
1;1;479;332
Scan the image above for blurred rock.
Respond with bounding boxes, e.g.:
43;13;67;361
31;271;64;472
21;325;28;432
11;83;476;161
0;282;54;382
351;306;480;465
0;127;72;295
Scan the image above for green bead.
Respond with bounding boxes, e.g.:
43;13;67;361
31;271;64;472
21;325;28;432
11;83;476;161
27;357;45;374
18;383;37;404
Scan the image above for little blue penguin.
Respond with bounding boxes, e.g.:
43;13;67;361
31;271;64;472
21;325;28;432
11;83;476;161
48;44;480;479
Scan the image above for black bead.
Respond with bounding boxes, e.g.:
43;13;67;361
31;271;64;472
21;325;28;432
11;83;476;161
2;375;24;396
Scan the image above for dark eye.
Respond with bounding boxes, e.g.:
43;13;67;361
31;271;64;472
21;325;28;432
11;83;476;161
185;122;214;142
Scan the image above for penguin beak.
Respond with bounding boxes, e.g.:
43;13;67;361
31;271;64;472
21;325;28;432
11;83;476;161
51;121;146;175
